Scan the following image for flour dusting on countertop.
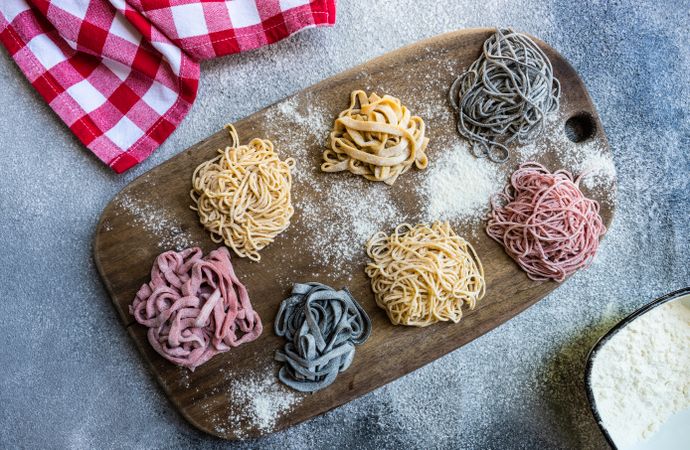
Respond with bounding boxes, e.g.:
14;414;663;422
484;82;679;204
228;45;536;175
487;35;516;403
262;95;330;185
275;97;330;139
590;298;690;449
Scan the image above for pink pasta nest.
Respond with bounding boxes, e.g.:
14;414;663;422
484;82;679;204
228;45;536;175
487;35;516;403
486;162;606;282
130;247;262;370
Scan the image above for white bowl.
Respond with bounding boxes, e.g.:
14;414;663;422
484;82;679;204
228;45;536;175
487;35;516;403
584;287;690;450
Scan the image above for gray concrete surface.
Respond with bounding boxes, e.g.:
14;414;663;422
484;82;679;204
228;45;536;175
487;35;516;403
1;1;688;448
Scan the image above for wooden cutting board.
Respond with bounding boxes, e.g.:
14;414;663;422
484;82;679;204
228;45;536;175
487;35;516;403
94;28;616;440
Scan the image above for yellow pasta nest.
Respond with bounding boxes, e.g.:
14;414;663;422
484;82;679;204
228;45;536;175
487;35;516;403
190;125;295;262
365;221;485;327
322;90;429;185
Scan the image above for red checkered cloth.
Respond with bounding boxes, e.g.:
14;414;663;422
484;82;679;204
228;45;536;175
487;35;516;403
0;0;336;173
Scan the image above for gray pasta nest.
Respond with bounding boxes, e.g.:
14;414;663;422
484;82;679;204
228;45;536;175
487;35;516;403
449;28;561;163
274;282;372;393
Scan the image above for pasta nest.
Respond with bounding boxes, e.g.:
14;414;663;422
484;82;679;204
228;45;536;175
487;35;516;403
322;90;429;185
486;162;605;281
191;125;295;262
366;221;485;327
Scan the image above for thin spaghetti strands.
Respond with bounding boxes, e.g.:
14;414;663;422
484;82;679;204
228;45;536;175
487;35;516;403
322;90;430;185
130;247;262;371
486;162;607;282
274;283;371;393
449;28;561;163
365;221;485;327
191;125;295;262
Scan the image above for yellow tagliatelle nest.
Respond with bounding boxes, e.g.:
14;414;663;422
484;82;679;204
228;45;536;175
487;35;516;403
321;90;429;185
365;221;485;327
190;125;295;262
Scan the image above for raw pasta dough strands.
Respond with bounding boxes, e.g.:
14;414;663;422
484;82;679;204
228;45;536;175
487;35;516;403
449;28;561;162
191;125;295;262
130;247;262;371
486;162;606;282
274;282;372;393
322;90;430;185
365;221;485;327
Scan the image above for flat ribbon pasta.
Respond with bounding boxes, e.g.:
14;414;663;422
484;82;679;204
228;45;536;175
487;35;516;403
365;221;485;327
274;282;371;393
322;90;430;185
191;125;295;262
130;247;262;371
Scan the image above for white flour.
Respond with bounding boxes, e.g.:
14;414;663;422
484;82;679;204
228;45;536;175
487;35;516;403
115;194;197;251
293;176;403;274
569;142;617;191
556;137;617;193
262;96;408;274
518;114;617;195
262;95;330;186
275;97;330;139
222;367;302;438
421;142;504;224
590;297;690;449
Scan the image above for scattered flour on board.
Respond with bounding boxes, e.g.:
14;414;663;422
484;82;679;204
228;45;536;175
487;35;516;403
261;95;406;274
215;366;302;439
421;142;504;224
275;97;330;139
116;194;196;251
176;367;191;389
516;114;617;195
300;183;403;270
395;68;454;123
263;96;330;182
248;87;616;276
294;177;403;273
568;141;617;191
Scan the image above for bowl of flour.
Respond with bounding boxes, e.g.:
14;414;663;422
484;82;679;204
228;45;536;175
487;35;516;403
585;287;690;450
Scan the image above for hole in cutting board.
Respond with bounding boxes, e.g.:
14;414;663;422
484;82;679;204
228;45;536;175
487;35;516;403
564;112;597;143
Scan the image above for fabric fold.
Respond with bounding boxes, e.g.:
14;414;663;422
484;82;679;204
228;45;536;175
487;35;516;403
0;0;336;172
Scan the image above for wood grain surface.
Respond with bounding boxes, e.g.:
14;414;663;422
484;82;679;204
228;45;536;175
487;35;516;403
94;28;616;440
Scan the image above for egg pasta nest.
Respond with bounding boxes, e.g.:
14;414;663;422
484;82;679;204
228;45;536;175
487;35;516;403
366;221;485;327
322;90;429;185
191;125;295;262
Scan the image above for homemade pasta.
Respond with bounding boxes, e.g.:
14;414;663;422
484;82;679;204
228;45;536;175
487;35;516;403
486;162;606;281
449;28;561;162
322;90;429;185
191;125;295;262
365;221;485;327
274;282;372;393
130;247;262;371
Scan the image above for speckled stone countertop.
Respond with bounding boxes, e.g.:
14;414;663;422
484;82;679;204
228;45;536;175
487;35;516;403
1;1;688;448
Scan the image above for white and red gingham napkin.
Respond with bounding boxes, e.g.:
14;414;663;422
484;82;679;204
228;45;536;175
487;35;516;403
0;0;336;172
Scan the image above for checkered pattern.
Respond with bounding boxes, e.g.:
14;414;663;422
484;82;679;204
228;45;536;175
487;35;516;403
0;0;336;173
